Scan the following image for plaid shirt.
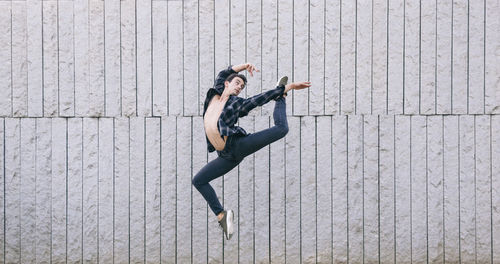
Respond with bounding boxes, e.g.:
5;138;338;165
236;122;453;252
203;65;286;152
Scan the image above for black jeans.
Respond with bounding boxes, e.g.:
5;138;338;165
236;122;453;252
192;97;288;216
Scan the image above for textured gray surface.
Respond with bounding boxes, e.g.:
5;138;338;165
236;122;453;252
395;115;411;263
104;0;121;117
427;116;444;263
12;2;27;117
443;116;460;263
98;118;113;263
20;119;36;263
67;118;83;263
285;117;300;262
58;1;74;117
0;4;11;117
0;0;499;262
363;116;379;262
146;118;161;262
0;115;498;263
411;116;427;263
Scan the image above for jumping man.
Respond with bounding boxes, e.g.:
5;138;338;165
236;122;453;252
192;63;311;240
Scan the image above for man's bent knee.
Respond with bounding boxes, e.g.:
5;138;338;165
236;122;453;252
277;125;289;137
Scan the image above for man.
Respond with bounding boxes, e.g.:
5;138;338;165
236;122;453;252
192;63;311;240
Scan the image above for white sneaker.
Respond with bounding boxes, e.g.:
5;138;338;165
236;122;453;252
218;210;234;240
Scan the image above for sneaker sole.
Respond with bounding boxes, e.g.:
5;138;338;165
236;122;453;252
227;210;234;240
276;76;288;87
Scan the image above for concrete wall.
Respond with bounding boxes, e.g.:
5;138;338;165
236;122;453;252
0;0;499;263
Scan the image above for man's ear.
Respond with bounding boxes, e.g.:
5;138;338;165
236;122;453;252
224;80;229;88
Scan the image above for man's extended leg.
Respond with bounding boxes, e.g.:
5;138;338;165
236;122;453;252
192;156;240;216
232;96;288;159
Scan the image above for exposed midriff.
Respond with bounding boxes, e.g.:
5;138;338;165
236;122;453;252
204;94;229;151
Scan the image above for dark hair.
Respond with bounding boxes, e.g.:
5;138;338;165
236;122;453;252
226;73;247;85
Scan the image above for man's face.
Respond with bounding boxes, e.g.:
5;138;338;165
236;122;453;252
224;77;245;96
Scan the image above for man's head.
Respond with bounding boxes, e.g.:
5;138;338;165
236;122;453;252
224;73;247;96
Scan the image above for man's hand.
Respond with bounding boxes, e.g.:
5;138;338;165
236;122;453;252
232;63;260;76
284;81;311;94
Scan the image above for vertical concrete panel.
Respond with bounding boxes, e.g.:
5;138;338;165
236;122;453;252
137;0;152;117
452;0;468;114
270;117;286;264
387;0;404;114
67;118;83;263
4;119;20;263
427;116;444;263
468;0;485;114
255;116;271;262
436;0;452;114
0;120;3;261
261;0;278;116
82;118;98;263
206;149;223;263
292;0;309;116
223;122;240;264
121;0;137;116
152;1;168;116
421;0;437;115
238;117;255;263
191;116;208;263
394;115;411;263
492;115;500;262
340;0;356;115
356;0;372;115
247;0;264;116
0;3;11;117
161;116;176;263
363;115;379;262
58;1;75;117
183;0;199;116
104;0;121;117
51;118;66;263
168;1;183;116
145;118;161;263
36;118;52;263
316;116;332;263
230;0;245;65
332;115;348;263
324;0;340;115
230;0;247;107
484;0;500;114
98;118;113;263
379;115;395;264
20;119;36;263
278;0;293;115
443;115;459;262
27;0;43;117
198;0;214;116
285;116;300;262
301;116;316;263
411;116;427;263
404;0;420;115
372;0;388;115
130;117;145;263
42;2;59;117
347;115;363;264
11;2;27;117
88;0;105;116
475;115;492;262
309;0;325;115
459;115;475;263
177;117;192;263
114;117;129;263
74;0;90;116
